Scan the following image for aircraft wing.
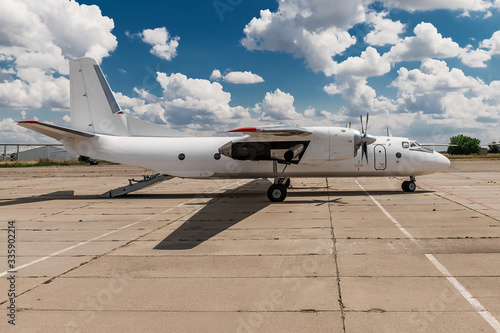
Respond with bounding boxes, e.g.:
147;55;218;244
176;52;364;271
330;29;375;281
18;121;95;141
228;125;312;137
221;126;312;164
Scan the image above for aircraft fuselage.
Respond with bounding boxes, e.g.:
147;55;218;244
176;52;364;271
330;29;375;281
63;131;450;180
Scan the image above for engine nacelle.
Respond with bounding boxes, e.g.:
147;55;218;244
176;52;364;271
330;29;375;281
298;127;359;165
329;127;358;160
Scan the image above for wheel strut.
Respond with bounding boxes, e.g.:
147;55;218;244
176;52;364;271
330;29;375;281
268;160;290;202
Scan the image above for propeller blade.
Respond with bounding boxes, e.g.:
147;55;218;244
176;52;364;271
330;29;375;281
360;114;364;135
362;143;369;166
356;112;375;165
365;112;369;135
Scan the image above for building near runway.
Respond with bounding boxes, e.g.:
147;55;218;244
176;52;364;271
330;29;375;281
1;144;76;161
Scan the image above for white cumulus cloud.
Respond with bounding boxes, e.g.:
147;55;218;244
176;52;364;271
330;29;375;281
333;47;391;78
209;69;222;81
391;59;483;99
241;0;365;76
140;27;180;61
223;71;264;84
385;22;462;63
118;72;251;132
380;0;491;12
480;30;500;54
0;0;117;111
255;88;300;121
209;69;264;84
364;11;406;46
459;46;491;68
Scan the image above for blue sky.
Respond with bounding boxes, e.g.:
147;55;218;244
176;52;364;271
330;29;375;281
1;0;500;144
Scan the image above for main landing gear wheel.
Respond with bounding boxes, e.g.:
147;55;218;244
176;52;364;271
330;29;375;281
267;184;287;202
402;180;416;192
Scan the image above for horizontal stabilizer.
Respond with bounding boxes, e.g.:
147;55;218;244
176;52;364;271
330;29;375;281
17;121;95;141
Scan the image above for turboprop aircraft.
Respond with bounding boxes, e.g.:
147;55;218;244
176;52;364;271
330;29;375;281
18;58;450;202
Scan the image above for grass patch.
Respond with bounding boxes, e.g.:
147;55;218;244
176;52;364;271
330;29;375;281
0;158;116;168
0;158;88;168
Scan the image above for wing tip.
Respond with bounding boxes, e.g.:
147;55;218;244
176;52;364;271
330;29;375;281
18;120;40;124
227;127;257;133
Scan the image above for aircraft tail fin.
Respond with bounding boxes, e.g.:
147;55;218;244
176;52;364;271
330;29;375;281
70;58;128;136
70;58;186;137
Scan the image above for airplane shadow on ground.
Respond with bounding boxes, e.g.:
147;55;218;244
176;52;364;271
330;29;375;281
1;182;432;250
154;179;272;250
153;180;432;250
0;191;84;207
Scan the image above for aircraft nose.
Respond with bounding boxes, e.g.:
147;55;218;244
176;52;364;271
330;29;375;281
435;152;450;171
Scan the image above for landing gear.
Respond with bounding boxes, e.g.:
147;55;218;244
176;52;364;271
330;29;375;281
267;183;287;202
267;160;291;202
402;176;416;192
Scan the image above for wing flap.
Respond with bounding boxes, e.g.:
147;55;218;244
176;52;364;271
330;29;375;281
18;121;95;141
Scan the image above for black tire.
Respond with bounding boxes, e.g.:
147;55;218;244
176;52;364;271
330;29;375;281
402;181;409;192
407;181;416;192
402;181;416;192
284;178;291;188
267;184;287;202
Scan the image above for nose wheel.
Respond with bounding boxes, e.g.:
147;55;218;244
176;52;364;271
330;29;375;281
402;176;416;192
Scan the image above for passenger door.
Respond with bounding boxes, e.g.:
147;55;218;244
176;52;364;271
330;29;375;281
374;145;386;170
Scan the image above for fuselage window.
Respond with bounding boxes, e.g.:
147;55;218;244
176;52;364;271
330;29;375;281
402;142;409;149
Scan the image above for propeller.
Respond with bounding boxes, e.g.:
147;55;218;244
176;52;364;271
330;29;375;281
355;112;376;165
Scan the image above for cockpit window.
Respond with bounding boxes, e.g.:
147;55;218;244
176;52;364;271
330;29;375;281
406;140;432;153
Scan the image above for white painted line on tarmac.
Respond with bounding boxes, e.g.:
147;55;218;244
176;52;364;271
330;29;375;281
356;180;500;332
355;181;418;245
0;179;247;278
425;254;500;332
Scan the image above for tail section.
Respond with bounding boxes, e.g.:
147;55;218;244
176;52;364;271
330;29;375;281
70;58;128;135
70;58;186;137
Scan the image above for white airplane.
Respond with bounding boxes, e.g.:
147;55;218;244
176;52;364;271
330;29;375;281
18;58;450;202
